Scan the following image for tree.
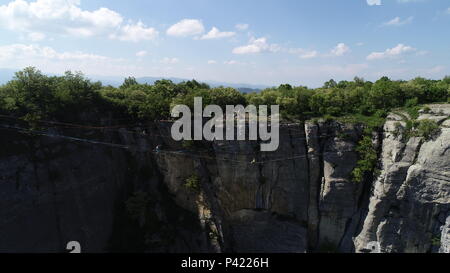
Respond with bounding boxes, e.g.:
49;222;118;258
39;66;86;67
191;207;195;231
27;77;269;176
443;76;450;85
279;84;293;90
417;119;440;140
0;68;448;126
366;76;403;111
7;67;56;117
323;79;337;88
120;77;138;89
354;76;365;86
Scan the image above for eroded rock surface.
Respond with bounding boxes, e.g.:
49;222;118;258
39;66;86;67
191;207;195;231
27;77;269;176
0;105;449;253
354;104;450;253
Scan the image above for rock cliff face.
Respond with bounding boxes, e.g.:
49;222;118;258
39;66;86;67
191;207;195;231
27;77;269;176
354;104;450;253
0;122;211;253
0;105;448;253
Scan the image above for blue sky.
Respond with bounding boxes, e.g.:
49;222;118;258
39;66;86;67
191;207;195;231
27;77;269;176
0;0;449;87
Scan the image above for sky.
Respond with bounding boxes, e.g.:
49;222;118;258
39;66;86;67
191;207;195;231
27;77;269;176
0;0;449;87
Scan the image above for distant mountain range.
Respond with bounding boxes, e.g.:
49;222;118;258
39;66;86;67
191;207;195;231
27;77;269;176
0;68;268;93
94;75;269;93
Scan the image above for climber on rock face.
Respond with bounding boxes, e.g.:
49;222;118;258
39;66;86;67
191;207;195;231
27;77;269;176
154;144;162;153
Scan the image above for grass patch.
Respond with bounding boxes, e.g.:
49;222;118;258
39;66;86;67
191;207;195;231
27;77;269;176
405;106;420;120
416;119;441;140
402;119;440;141
352;135;378;183
336;114;385;131
431;236;441;247
184;174;201;192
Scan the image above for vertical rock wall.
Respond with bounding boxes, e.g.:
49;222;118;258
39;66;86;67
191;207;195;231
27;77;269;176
0;104;448;253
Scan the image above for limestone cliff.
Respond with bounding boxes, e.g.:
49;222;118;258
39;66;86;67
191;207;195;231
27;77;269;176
0;105;448;253
354;104;450;253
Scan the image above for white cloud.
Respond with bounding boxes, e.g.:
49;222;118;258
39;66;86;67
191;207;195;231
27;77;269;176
235;23;249;31
288;48;318;59
356;42;364;46
426;65;445;74
27;32;46;41
207;60;217;64
136;50;148;57
330;43;350;56
166;19;204;37
367;44;416;60
446;7;450;14
110;21;158;42
299;50;318;59
232;37;280;54
0;43;146;77
224;60;237;65
383;16;413;26
0;0;158;42
0;44;108;61
289;44;348;59
416;50;428;56
200;27;235;40
367;0;381;6
161;57;179;64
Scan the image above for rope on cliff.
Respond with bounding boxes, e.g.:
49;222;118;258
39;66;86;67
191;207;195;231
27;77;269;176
0;115;342;149
157;149;357;165
0;124;131;150
0;123;359;165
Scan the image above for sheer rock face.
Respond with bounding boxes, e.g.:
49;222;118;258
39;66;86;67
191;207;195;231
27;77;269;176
155;122;370;252
440;216;450;253
354;104;450;253
0;131;129;252
0;123;211;253
229;209;307;253
0;104;449;253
